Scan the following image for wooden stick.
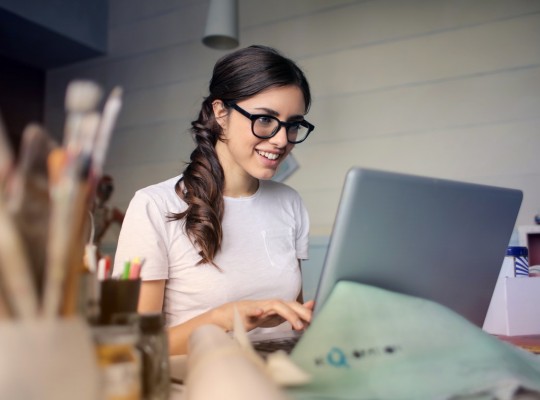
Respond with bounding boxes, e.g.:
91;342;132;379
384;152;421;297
0;191;39;319
60;184;92;317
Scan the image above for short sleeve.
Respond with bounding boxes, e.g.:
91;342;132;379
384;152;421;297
113;190;170;280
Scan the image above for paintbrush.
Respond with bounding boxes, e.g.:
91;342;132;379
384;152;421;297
0;290;10;318
43;129;96;317
0;113;14;318
43;83;123;318
0;113;39;319
92;87;123;178
43;151;92;317
0;113;13;186
7;124;57;300
63;80;103;150
0;190;39;319
60;111;102;316
43;79;102;318
63;88;124;316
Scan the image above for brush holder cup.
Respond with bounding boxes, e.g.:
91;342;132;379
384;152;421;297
0;317;99;400
99;278;141;325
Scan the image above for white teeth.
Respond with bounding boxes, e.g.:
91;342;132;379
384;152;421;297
257;150;279;160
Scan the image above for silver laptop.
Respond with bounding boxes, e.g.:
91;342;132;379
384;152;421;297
252;167;522;353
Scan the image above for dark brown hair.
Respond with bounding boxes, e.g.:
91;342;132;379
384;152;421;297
170;45;311;265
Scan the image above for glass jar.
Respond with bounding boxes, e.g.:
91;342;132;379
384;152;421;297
93;325;142;400
138;313;170;400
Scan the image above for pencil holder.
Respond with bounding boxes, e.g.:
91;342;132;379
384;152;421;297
0;317;99;400
99;279;141;325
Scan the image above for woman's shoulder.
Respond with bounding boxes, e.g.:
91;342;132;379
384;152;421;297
132;175;184;208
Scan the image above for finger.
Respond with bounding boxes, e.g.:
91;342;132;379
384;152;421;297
245;307;264;318
243;307;266;331
261;300;310;330
284;301;313;324
303;300;315;310
260;309;277;318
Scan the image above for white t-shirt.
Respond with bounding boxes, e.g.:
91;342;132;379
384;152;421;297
113;176;310;328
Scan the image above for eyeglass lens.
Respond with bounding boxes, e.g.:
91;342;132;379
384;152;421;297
253;117;309;143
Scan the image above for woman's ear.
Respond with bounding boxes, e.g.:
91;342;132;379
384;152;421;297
212;100;228;129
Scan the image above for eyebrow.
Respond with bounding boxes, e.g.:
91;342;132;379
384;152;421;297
252;107;305;121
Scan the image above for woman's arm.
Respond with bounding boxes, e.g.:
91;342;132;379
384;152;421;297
138;280;205;354
138;280;165;313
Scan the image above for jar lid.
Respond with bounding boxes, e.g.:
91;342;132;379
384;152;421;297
506;246;528;257
139;313;165;334
93;325;139;345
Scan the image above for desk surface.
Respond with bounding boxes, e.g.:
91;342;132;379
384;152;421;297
495;334;540;354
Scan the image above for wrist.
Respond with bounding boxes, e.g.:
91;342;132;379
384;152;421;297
209;304;231;331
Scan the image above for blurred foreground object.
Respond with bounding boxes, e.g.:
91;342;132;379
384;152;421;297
0;79;123;400
0;80;123;319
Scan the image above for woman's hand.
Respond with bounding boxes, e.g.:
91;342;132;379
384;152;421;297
168;299;314;355
212;299;315;332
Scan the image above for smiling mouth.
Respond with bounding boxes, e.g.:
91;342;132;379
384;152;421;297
256;150;280;161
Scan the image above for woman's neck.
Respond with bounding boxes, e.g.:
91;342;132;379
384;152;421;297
216;142;260;198
223;174;259;198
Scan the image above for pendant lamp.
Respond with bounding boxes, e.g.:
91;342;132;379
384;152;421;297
202;0;239;50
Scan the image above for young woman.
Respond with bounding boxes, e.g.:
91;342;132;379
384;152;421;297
113;45;316;355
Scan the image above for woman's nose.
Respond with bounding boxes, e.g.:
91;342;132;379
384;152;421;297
268;125;288;147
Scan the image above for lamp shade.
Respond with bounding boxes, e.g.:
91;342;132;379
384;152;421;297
202;0;239;50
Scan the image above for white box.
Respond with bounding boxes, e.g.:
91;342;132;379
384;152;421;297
483;275;540;336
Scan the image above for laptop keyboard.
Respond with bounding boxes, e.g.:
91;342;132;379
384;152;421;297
252;335;300;354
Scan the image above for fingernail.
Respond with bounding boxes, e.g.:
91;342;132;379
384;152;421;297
295;320;304;330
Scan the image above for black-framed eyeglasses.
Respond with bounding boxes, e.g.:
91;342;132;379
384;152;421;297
226;102;315;144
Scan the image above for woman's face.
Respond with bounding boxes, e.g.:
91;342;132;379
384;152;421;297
214;85;306;187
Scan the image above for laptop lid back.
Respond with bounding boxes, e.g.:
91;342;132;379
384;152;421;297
313;167;523;326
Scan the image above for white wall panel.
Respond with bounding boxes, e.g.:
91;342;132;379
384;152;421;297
105;119;195;170
307;66;540;145
242;0;540;60
106;160;183;208
305;14;540;97
108;1;207;56
115;77;207;129
103;42;213;92
292;118;540;186
239;0;357;29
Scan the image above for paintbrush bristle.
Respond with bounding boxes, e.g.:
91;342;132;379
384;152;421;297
47;149;67;186
110;86;123;99
65;80;103;113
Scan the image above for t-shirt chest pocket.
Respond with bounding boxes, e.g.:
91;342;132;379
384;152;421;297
261;228;296;268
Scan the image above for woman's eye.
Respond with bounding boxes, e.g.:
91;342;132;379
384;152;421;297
257;116;274;125
288;122;301;133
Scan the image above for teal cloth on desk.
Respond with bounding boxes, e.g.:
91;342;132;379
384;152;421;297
287;281;540;400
